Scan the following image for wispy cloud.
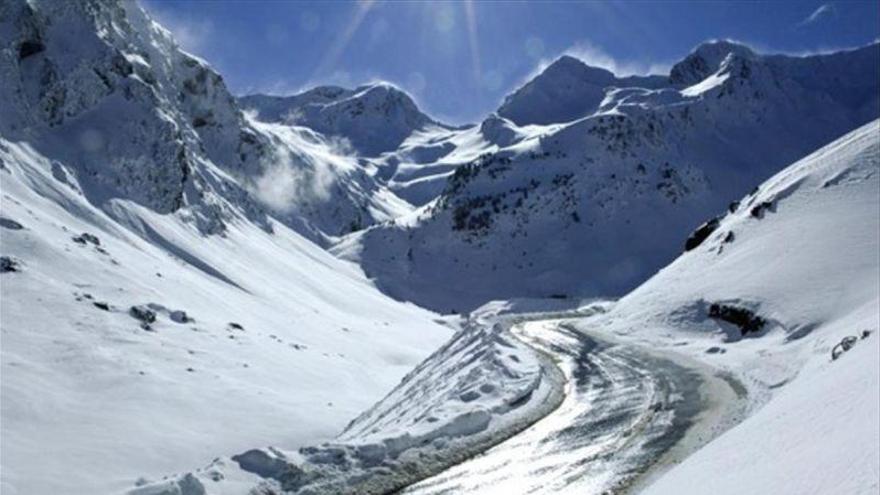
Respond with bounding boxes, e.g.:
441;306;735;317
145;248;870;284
563;41;671;76
798;3;836;27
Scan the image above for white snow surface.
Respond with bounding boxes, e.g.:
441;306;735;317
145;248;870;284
0;136;450;494
580;119;880;495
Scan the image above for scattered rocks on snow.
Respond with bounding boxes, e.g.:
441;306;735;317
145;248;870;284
708;303;766;336
831;336;859;360
832;331;874;360
129;305;157;329
72;232;101;246
1;256;20;273
750;200;775;218
684;217;720;251
0;217;23;230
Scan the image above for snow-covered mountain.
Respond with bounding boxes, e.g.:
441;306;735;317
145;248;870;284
0;0;410;243
497;55;667;126
240;83;443;157
0;1;452;493
338;41;880;312
126;120;879;495
2;0;879;493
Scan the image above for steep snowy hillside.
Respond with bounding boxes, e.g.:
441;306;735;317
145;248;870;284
341;41;880;312
240;83;443;157
0;1;453;494
0;113;451;495
0;0;407;243
583;119;880;495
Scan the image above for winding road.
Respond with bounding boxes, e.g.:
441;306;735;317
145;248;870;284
402;318;747;495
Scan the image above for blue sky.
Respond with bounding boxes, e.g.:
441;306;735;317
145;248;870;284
140;1;880;124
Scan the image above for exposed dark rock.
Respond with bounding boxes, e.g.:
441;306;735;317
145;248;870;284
72;232;100;246
18;40;45;60
129;305;157;326
723;231;735;244
229;322;244;330
750;200;775;218
684;217;720;251
727;200;740;214
831;336;859;360
0;217;24;230
93;302;110;311
708;303;765;336
1;256;19;273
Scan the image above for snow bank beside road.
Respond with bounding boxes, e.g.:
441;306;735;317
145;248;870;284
137;306;565;494
586;120;880;495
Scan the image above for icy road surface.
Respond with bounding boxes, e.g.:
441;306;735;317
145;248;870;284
404;319;747;495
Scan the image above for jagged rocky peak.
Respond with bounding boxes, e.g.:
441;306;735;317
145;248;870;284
0;0;274;231
669;39;757;86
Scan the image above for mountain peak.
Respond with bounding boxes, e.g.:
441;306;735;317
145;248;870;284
543;55;617;81
240;81;436;156
670;39;757;85
497;55;617;126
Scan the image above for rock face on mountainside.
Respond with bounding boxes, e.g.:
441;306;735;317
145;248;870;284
337;41;880;312
240;83;439;156
0;0;407;242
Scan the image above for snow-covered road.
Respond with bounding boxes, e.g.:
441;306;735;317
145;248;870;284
403;319;747;495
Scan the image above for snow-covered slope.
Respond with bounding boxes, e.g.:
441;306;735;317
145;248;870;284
0;116;451;495
0;1;452;493
581;119;880;495
240;83;441;157
0;0;408;243
340;41;880;312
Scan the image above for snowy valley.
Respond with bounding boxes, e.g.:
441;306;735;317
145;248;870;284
1;1;878;495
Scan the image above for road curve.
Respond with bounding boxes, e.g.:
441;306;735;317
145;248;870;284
402;319;747;495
